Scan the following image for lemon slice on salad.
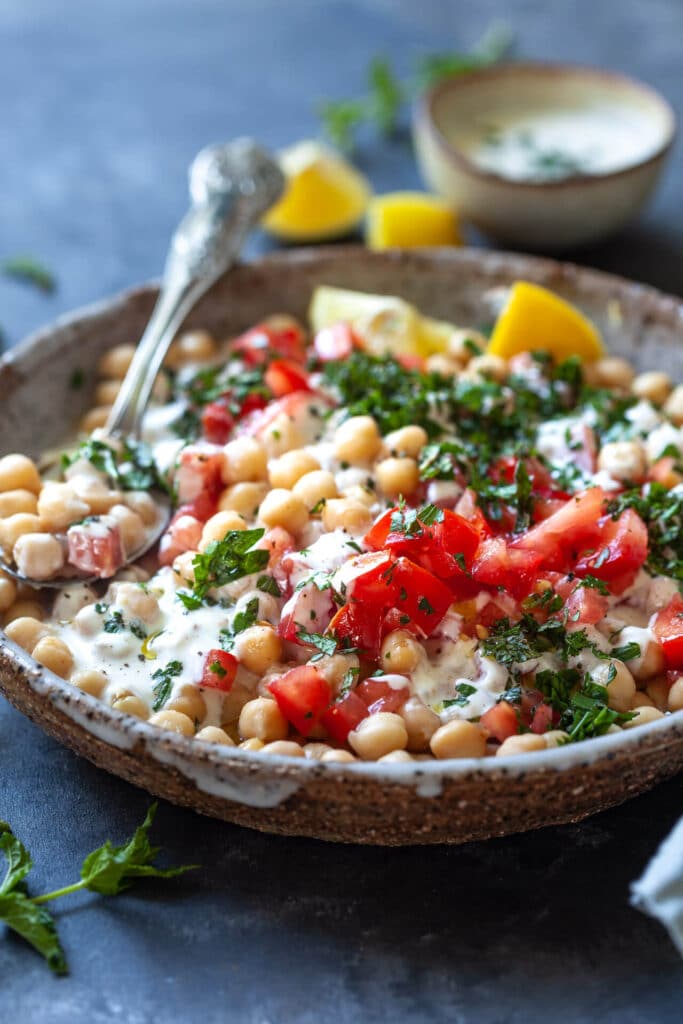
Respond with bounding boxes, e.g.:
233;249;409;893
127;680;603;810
366;191;462;250
488;281;605;362
309;285;455;358
262;140;371;242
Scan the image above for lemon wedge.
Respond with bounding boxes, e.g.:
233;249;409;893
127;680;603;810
262;140;371;242
366;191;462;250
309;285;455;358
488;281;605;362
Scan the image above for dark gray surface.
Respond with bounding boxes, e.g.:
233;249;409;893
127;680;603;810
1;1;682;1020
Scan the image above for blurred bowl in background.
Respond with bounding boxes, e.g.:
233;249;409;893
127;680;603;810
413;62;676;250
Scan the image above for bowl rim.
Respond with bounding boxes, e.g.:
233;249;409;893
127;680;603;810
416;60;678;192
2;244;683;787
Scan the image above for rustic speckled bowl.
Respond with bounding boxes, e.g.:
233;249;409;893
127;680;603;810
1;247;683;844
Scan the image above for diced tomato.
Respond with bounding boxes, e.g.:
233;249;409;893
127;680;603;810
454;489;493;541
648;456;682;489
563;584;609;625
176;491;218;524
237;392;269;419
158;513;203;566
175;445;224;504
480;701;520;742
230;321;307;366
278;582;336;643
264;359;311;398
574;509;648;595
329;602;384;656
391;558;453;636
397;353;426;372
380;607;421;638
344;551;397;604
364;507;479;585
530;702;555;734
268;665;332;736
512;488;607;571
471;537;542;600
356;677;408;714
256;528;296;578
200;649;238;692
67;520;125;578
201;400;235;445
313;322;360;362
320;691;368;744
363;508;394;551
245;390;330;447
653;594;683;670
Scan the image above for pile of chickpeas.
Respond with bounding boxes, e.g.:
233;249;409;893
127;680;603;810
2;325;683;763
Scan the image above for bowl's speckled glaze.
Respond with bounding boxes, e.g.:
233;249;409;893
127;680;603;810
2;247;683;845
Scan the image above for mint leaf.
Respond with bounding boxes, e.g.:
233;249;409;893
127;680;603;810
0;893;67;975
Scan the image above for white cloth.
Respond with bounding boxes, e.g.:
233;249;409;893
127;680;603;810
631;815;683;956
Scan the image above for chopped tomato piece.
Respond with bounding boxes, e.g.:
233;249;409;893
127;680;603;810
67;520;125;578
530;702;555;734
471;537;542;600
574;509;648;595
201;400;235;444
230;321;307;366
268;665;332;736
364;507;479;583
512;488;607;571
201;649;238;692
320;691;368;744
653;595;683;670
480;701;520;742
176;491;218;524
454;489;492;541
158;513;203;567
313;323;360;362
391;558;453;636
356;677;408;714
264;359;311;397
175;445;224;504
329;602;383;656
278;582;336;643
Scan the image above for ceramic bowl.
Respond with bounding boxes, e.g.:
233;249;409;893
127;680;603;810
1;247;683;845
413;63;676;250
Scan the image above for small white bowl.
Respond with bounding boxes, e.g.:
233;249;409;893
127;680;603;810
413;62;676;250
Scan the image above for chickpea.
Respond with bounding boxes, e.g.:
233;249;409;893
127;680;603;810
32;636;74;679
0;514;43;555
592;660;636;712
646;675;671;709
597;441;647;483
13;534;65;581
261;740;305;757
632;371;672;406
629;638;665;682
71;669;108;697
668;677;683;712
425;354;459;376
69;476;122;515
302;742;333;760
239;737;265;752
348;712;408;760
199;510;246;551
377;749;414;763
380;630;422;674
321;749;357;763
341;484;376;508
268;450;320;490
623;706;665;729
238;696;289;742
293;470;339;510
148;709;195;736
496;733;547;756
3;600;45;625
161;684;204;725
321;498;372;534
375;457;420;498
588;357;635;391
108;505;146;555
123;491;160;526
383;425;428;459
400;698;440;752
171;551;197;586
221;438;268;484
195;726;235;745
334;415;381;464
113;582;160;625
258;488;308;534
80;406;111;433
466;354;507;383
112;693;150;719
36;482;88;531
219;682;253;727
314;652;360;694
664;385;683;426
543;730;570;748
0;572;18;613
448;328;487;364
98;343;135;379
94;379;120;406
631;691;655;708
430;719;487;759
0;455;42;495
0;489;38;518
166;329;216;369
259;412;304;458
3;616;49;653
218;482;268;518
235;625;282;676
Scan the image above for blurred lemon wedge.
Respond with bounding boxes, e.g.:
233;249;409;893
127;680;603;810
488;281;605;362
366;191;462;250
263;140;371;242
309;285;456;358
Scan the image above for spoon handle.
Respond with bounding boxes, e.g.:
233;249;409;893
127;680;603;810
105;139;284;439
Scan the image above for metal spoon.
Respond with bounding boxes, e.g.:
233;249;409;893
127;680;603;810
2;138;284;590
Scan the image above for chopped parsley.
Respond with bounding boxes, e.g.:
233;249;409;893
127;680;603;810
61;437;164;492
256;575;282;597
151;660;183;712
188;529;269;604
295;630;339;661
220;597;261;650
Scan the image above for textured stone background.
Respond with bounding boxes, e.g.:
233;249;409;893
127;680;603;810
1;1;683;1020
